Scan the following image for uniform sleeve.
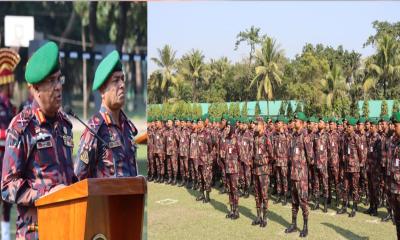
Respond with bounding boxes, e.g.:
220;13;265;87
1;129;41;206
304;135;314;165
74;129;97;180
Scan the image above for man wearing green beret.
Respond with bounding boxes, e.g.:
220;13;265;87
1;41;76;239
327;117;341;207
147;117;157;182
75;50;138;180
285;112;313;237
337;118;363;217
388;112;400;238
356;117;369;205
163;117;179;185
238;116;253;198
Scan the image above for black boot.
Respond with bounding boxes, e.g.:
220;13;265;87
327;193;332;205
231;204;240;220
285;215;297;233
244;189;250;198
260;208;267;227
154;175;160;183
252;208;262;225
348;202;357;217
220;186;226;194
337;201;347;214
191;180;197;190
299;218;308;238
148;175;154;182
159;175;164;183
167;177;172;184
172;176;177;185
323;197;328;213
196;191;205;201
364;206;373;215
275;194;282;204
370;204;378;216
312;196;320;210
335;190;340;207
382;209;392;222
282;194;288;206
204;191;210;203
226;204;234;218
178;178;185;187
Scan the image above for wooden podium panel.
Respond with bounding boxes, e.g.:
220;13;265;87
35;177;147;240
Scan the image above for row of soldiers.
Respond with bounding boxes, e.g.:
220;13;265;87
147;112;400;238
0;43;138;240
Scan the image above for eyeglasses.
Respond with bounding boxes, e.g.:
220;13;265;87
41;75;65;88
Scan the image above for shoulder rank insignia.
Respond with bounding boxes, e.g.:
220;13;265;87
37;140;53;149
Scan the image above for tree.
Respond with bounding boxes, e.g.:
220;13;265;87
234;25;263;65
241;102;248;118
295;101;303;113
381;100;388;117
150;45;177;102
393;99;400;113
279;101;287;115
287;102;293;117
321;64;348;114
362;100;369;117
255;101;261;117
179;49;205;102
250;37;284;115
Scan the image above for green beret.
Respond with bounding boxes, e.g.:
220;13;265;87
392;112;400;124
348;117;358;126
358;117;366;124
336;119;343;125
294;112;307;121
25;41;59;84
283;117;289;124
329;117;336;123
369;118;379;125
308;116;318;123
93;50;122;91
222;114;229;120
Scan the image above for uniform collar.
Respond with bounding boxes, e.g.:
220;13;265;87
99;104;126;126
31;99;59;125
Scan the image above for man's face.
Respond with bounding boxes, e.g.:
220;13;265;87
371;124;378;133
357;123;364;132
101;71;125;111
338;124;344;131
34;70;63;115
347;125;354;134
294;119;302;130
318;121;325;130
365;122;371;130
167;120;173;128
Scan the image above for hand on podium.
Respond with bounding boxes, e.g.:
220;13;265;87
48;184;67;194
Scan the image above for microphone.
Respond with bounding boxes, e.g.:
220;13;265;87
64;105;109;148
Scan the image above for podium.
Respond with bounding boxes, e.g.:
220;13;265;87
35;177;147;240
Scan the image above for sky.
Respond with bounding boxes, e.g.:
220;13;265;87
148;1;400;73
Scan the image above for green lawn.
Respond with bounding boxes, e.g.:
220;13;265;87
148;179;397;240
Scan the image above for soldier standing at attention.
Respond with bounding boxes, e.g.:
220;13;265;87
251;118;272;228
337;118;362;217
285;112;312;238
328;118;341;207
75;50;138;179
238;117;253;198
177;118;190;187
154;118;166;183
1;42;77;239
224;122;240;219
196;117;213;203
163;117;179;185
0;48;20;240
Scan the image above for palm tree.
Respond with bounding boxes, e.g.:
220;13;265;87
250;37;284;115
367;34;400;98
320;64;348;115
178;49;205;102
150;45;177;98
234;25;263;65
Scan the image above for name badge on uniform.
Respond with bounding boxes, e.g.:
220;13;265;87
258;148;262;154
109;139;122;149
63;135;74;147
348;147;351;155
278;143;281;148
361;145;364;150
320;145;323;151
229;147;232;154
37;140;53;149
370;147;373;152
295;148;299;154
396;158;399;167
168;137;172;141
156;136;159;139
332;142;335;147
181;138;184;142
243;142;246;146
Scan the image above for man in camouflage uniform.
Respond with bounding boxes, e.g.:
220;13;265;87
357;118;369;204
388;112;400;238
285;112;312;238
189;120;199;189
337;118;362;217
196;117;213;203
238;117;253;198
0;48;20;240
154;119;166;183
251;119;272;228
1;42;76;239
224;122;240;219
218;116;229;193
273;116;290;205
163;117;179;184
364;119;382;216
147;117;156;181
177;118;190;187
328;118;341;207
312;118;330;212
75;50;138;180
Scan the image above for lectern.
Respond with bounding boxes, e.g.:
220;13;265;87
35;177;147;240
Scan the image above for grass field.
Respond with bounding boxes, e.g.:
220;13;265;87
1;130;148;240
148;177;397;240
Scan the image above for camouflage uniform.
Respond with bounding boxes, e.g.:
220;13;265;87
273;130;290;199
147;125;156;180
189;130;199;187
366;132;382;211
154;125;166;182
239;128;254;195
1;101;77;239
210;126;220;186
388;134;400;238
197;128;212;193
218;129;228;191
328;129;341;205
75;105;138;179
312;130;329;206
358;131;369;200
0;94;15;222
290;129;312;221
177;126;190;183
225;135;240;213
164;126;179;183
